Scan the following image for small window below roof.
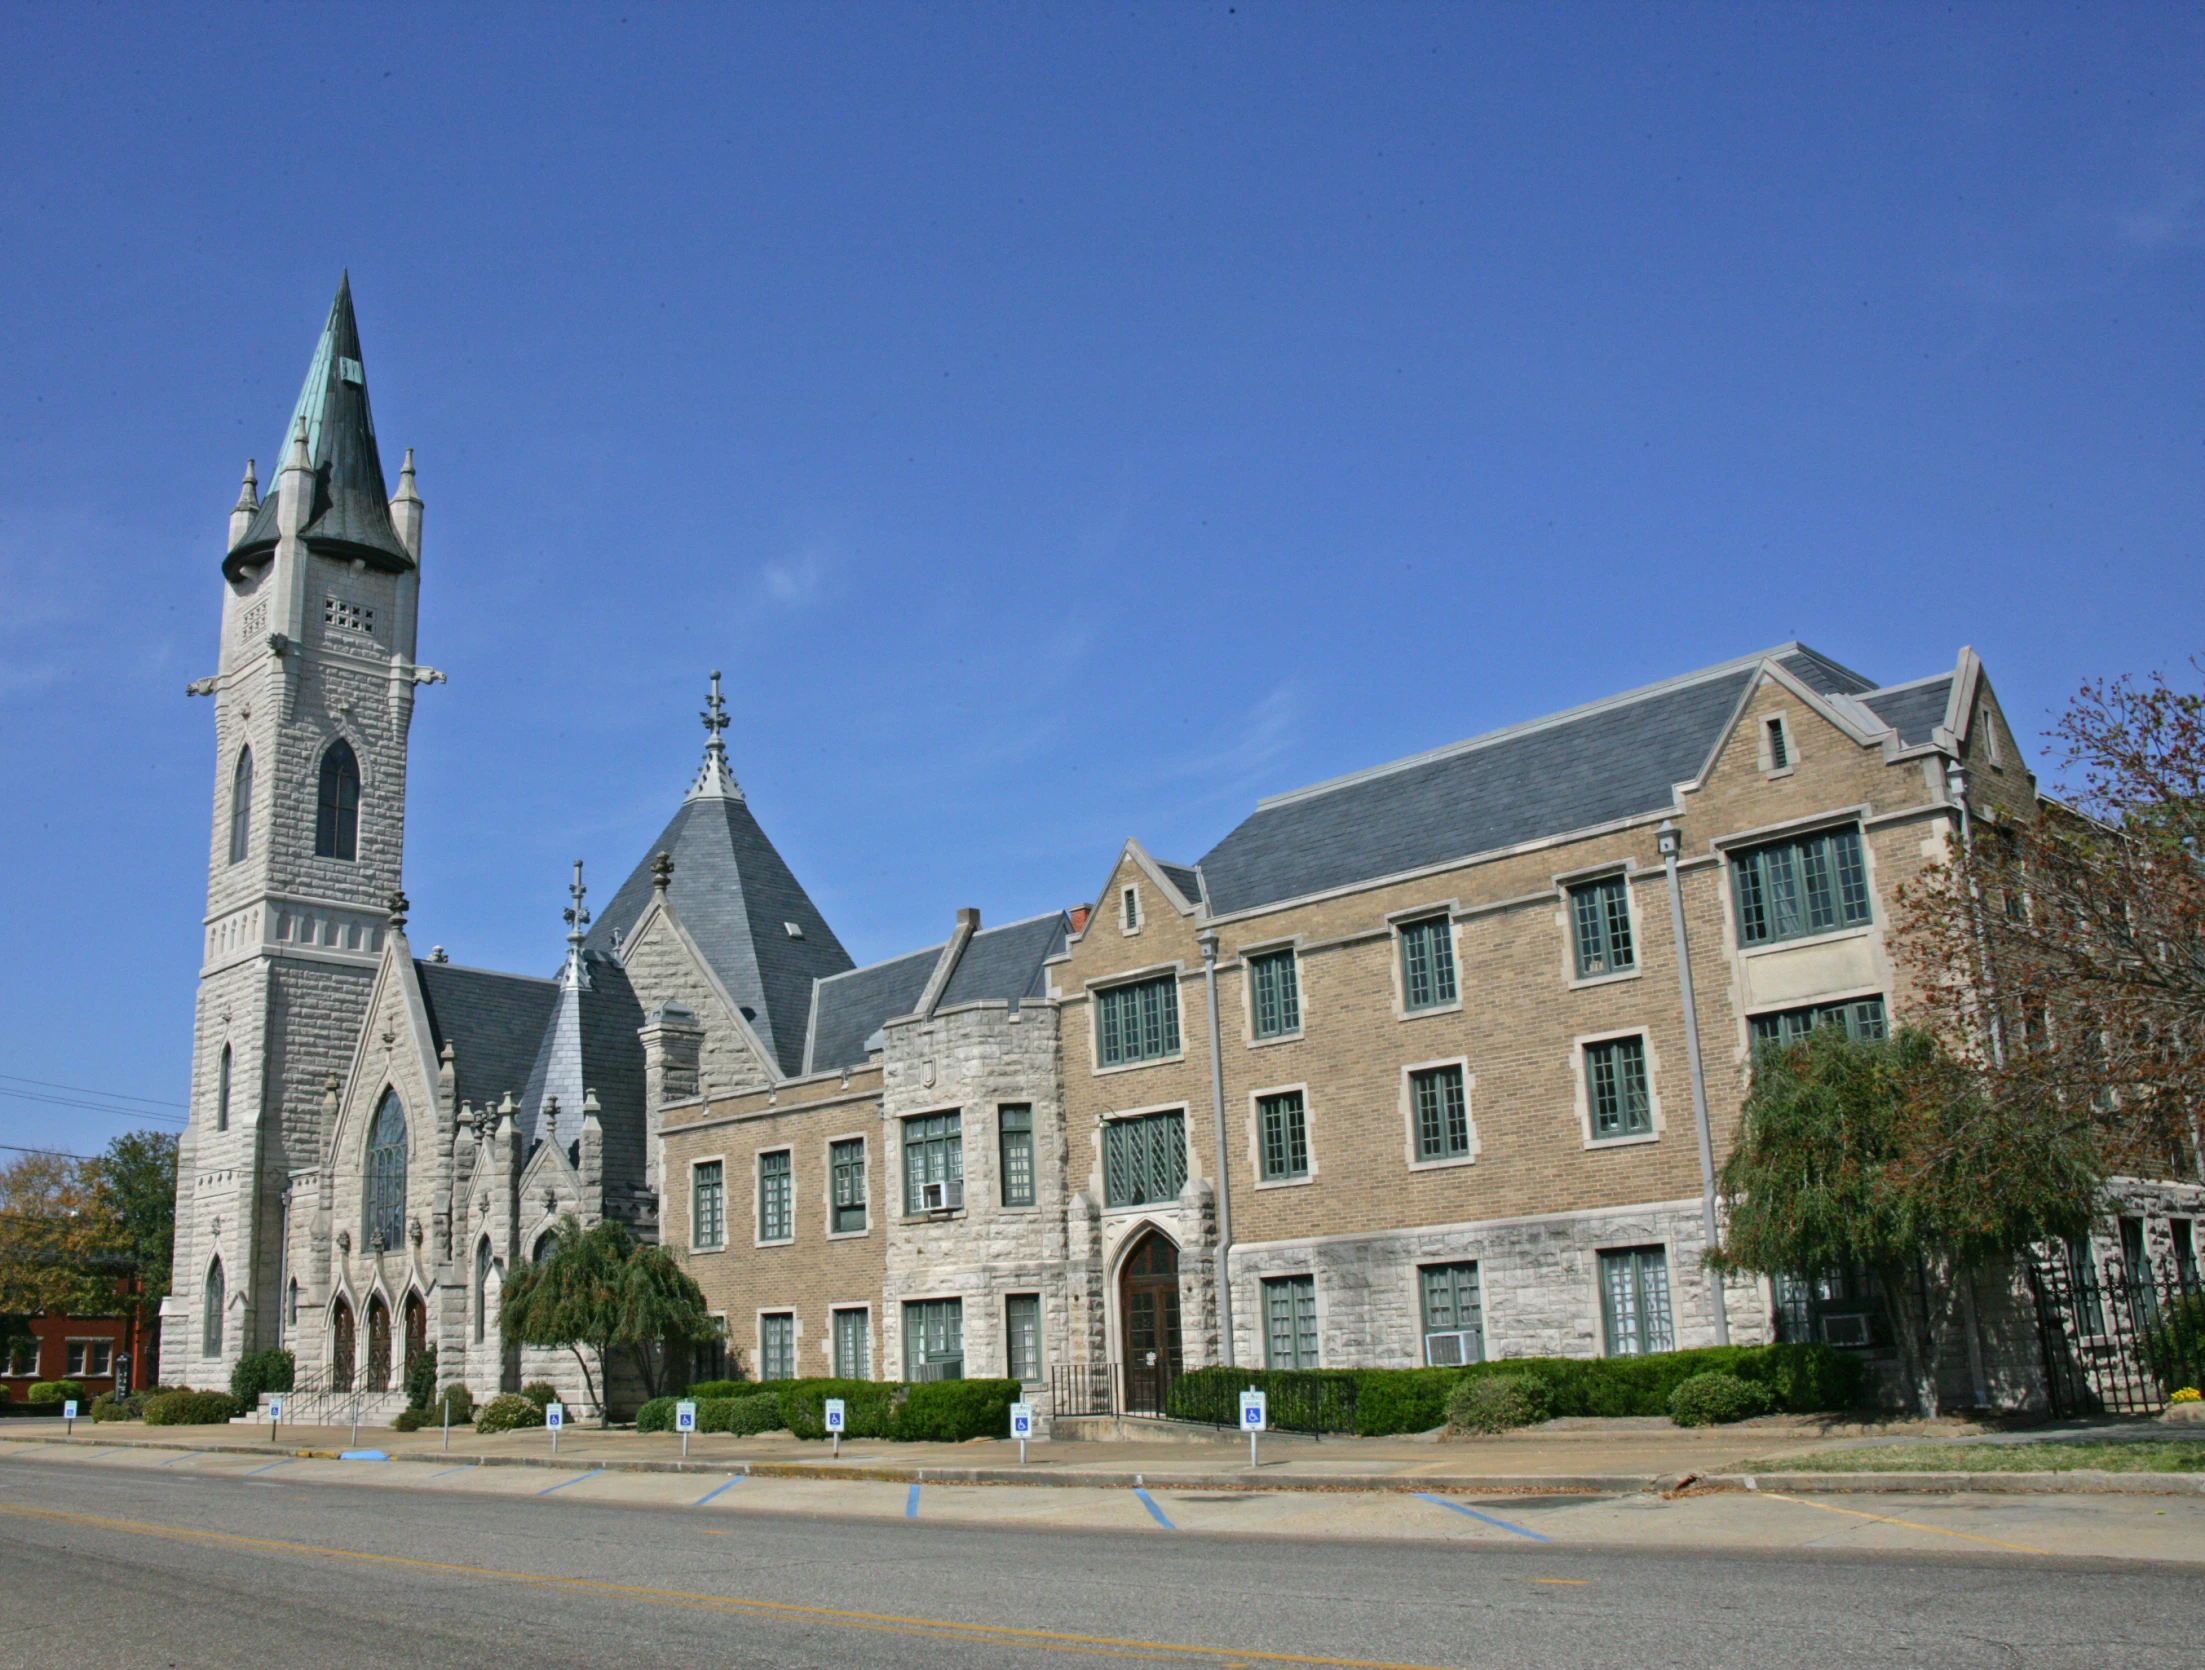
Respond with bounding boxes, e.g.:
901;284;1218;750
1121;886;1140;933
1764;716;1791;772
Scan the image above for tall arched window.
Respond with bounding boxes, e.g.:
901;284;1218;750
216;1044;232;1133
474;1238;492;1343
229;746;254;864
203;1258;225;1357
365;1089;408;1252
315;737;361;860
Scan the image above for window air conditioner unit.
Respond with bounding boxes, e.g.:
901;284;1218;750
1820;1313;1871;1348
921;1180;964;1212
1424;1332;1479;1368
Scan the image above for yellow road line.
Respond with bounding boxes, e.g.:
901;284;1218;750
1757;1491;2053;1557
0;1503;1461;1669
1530;1578;1587;1585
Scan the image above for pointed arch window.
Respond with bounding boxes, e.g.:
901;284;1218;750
229;746;254;864
216;1044;232;1133
315;738;361;860
365;1089;408;1253
203;1258;226;1357
474;1238;493;1343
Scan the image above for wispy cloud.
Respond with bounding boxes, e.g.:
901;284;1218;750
758;542;832;609
2118;110;2205;251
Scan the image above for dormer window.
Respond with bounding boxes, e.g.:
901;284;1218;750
1764;716;1791;772
1121;885;1141;933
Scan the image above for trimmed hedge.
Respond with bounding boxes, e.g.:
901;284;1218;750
476;1393;546;1433
779;1379;898;1440
683;1379;750;1400
1448;1374;1550;1433
698;1392;784;1435
434;1383;475;1424
230;1349;294;1407
143;1391;243;1426
636;1396;677;1433
890;1379;1022;1443
28;1380;87;1406
91;1386;179;1422
1668;1372;1774;1427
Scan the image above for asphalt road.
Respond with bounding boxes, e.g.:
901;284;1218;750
0;1457;2194;1670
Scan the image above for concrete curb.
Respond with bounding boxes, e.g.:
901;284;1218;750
1705;1470;2205;1497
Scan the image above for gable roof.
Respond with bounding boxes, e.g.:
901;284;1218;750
804;911;1070;1075
413;961;558;1115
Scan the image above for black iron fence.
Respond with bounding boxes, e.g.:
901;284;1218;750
2027;1252;2205;1417
1049;1364;1118;1418
1045;1362;1360;1434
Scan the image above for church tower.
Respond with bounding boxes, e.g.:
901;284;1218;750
166;277;434;1384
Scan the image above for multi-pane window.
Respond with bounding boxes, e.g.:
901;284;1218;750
1731;826;1872;946
1257;1091;1309;1182
323;596;375;634
1103;1110;1188;1208
1585;1037;1653;1140
4;1337;36;1376
1005;1294;1042;1382
65;1340;113;1378
1750;997;1888;1049
1419;1263;1484;1365
904;1297;964;1380
758;1151;793;1242
1570;877;1634;978
830;1139;866;1233
997;1106;1035;1207
365;1090;408;1251
902;1113;962;1214
691;1160;726;1248
1096;975;1181;1066
1399;917;1458;1011
1599;1246;1674;1356
1409;1065;1471;1162
1263;1275;1319;1369
760;1313;795;1381
314;738;361;861
1249;949;1301;1039
833;1308;870;1379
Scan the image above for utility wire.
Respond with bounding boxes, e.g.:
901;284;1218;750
0;1074;185;1109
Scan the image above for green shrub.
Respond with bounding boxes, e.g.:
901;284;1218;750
1668;1371;1775;1427
2142;1294;2205;1397
405;1346;439;1411
91;1385;178;1422
778;1378;899;1439
433;1383;475;1424
636;1396;677;1434
891;1379;1021;1443
229;1349;294;1407
90;1392;125;1421
1346;1367;1464;1436
1448;1373;1552;1433
142;1391;242;1426
521;1381;559;1409
391;1407;428;1432
28;1380;87;1406
683;1379;749;1400
696;1392;784;1435
475;1393;546;1433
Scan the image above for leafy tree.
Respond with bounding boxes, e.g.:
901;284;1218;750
498;1215;714;1424
0;1150;115;1319
1712;1026;2098;1416
85;1132;177;1340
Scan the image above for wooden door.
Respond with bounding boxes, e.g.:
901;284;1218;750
1119;1232;1182;1414
332;1301;355;1393
366;1299;392;1392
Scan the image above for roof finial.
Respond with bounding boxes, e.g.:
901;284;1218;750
651;851;675;894
387;890;410;931
564;860;589;951
234;459;260;513
686;669;745;801
285;414;311;472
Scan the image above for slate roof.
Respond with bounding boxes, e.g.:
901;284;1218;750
513;952;649;1176
413;961;558;1114
939;912;1069;1010
587;793;855;1078
1194;642;1927;918
805;912;1071;1076
227;274;413;578
1861;677;1954;747
1156;863;1203;908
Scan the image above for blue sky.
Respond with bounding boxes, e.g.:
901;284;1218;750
2;3;2200;1155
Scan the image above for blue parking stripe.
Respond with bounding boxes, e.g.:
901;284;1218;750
537;1469;604;1497
693;1475;745;1506
1413;1492;1551;1542
1132;1488;1176;1530
245;1459;292;1476
905;1483;921;1519
158;1453;202;1467
427;1465;478;1481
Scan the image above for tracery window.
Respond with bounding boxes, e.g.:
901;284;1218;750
365;1090;408;1252
316;738;361;860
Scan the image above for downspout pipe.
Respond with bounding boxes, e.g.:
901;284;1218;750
1658;821;1729;1346
1199;930;1236;1368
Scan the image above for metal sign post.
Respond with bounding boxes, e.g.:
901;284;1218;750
824;1398;845;1458
546;1401;565;1455
441;1395;451;1452
63;1399;77;1436
1009;1401;1033;1465
268;1394;283;1442
676;1399;697;1459
1239;1388;1267;1468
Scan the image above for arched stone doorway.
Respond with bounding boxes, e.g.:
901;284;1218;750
1119;1230;1182;1416
366;1297;392;1393
331;1300;356;1393
402;1293;428;1391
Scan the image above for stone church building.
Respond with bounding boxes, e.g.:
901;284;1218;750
167;283;2202;1421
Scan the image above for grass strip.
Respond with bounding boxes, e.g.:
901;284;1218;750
1752;1440;2205;1474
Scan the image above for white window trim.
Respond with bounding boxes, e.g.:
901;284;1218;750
753;1146;796;1247
1574;1027;1665;1149
1390;909;1465;1021
1558;868;1646;991
823;1131;870;1240
1242;942;1308;1048
687;1152;729;1253
1398;1056;1479;1171
1246;1081;1317;1190
1758;711;1797;778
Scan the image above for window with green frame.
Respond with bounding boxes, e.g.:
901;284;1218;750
901;1113;962;1214
1409;1064;1471;1162
904;1296;964;1379
1731;826;1872;946
1398;917;1458;1011
760;1312;795;1381
1256;1090;1309;1181
1263;1274;1319;1368
757;1150;793;1241
1249;948;1301;1039
998;1105;1035;1207
1570;876;1634;978
691;1160;725;1249
1598;1246;1674;1356
830;1138;866;1233
832;1307;870;1379
1103;1109;1187;1208
1585;1037;1652;1140
1096;975;1181;1066
1005;1293;1042;1382
1750;996;1887;1049
1419;1262;1485;1364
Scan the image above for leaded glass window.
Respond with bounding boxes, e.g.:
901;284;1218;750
315;738;360;861
474;1239;491;1343
758;1150;793;1242
1731;826;1871;946
692;1160;726;1248
1750;997;1887;1049
1410;1065;1471;1162
1263;1275;1318;1369
1103;1109;1187;1209
997;1106;1034;1207
202;1257;225;1358
1096;975;1181;1066
1399;917;1457;1011
1570;876;1634;977
1249;949;1301;1039
1586;1038;1653;1140
1006;1293;1041;1382
229;746;253;864
902;1113;962;1214
1419;1263;1484;1364
216;1044;232;1133
1599;1246;1674;1356
760;1312;795;1381
365;1090;407;1252
904;1297;964;1380
1257;1091;1309;1181
830;1139;866;1233
833;1307;870;1379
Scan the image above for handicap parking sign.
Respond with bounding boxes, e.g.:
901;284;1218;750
1008;1402;1034;1439
675;1400;697;1433
545;1401;565;1429
823;1398;846;1433
62;1400;77;1421
268;1396;283;1421
1239;1390;1267;1432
